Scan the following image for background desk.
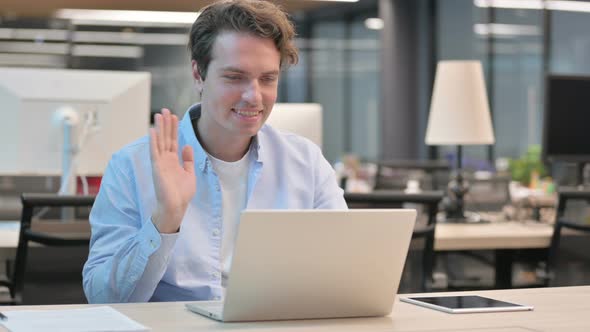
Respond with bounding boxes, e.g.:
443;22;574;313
0;222;18;264
0;222;19;249
436;221;554;289
0;286;587;331
435;221;553;251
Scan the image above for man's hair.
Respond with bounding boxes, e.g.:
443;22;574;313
188;0;298;80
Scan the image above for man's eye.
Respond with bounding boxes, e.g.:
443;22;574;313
224;75;242;81
261;76;277;83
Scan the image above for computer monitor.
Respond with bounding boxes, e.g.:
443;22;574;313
543;75;590;163
266;103;323;148
0;67;150;180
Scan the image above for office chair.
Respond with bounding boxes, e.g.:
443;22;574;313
373;160;450;191
344;190;443;292
0;176;61;220
538;188;590;287
463;174;511;213
0;193;95;305
436;173;512;291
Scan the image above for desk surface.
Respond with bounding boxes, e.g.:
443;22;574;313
435;221;555;251
0;222;18;251
0;286;588;331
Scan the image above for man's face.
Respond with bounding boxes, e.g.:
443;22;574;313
193;31;281;141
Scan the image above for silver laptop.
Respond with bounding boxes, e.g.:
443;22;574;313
185;209;416;322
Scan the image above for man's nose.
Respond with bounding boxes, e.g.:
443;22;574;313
242;80;262;105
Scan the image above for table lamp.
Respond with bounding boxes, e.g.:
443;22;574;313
425;60;495;222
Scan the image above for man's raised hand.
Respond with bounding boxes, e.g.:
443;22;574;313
149;109;196;233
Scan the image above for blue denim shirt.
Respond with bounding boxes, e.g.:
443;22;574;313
82;104;347;303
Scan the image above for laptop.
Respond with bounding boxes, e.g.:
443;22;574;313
185;209;417;322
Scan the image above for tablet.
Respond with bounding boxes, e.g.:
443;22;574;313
400;295;534;314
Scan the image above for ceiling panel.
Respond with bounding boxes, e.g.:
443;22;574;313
0;0;335;17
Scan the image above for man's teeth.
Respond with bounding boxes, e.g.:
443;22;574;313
235;110;259;117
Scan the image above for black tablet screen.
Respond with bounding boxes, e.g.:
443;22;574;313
407;295;522;309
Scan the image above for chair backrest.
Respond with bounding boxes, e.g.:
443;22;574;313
546;189;590;286
373;160;450;191
9;193;95;304
464;174;511;212
344;190;443;292
0;176;61;220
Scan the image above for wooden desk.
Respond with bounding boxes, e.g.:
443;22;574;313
435;221;554;251
0;222;18;263
0;222;19;249
0;286;588;331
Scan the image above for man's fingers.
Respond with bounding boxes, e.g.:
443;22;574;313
154;113;164;153
162;108;171;151
181;145;195;174
171;115;179;152
149;127;159;160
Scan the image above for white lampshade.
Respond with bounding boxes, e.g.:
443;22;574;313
425;60;495;145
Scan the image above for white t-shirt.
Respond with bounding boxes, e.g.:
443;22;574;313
207;150;251;289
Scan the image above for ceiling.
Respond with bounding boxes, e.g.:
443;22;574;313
0;0;336;18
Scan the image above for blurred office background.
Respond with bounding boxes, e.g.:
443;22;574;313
1;0;590;303
3;0;590;165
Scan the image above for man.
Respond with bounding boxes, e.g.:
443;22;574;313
83;0;346;304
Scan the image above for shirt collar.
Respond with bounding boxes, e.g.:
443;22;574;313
180;103;263;173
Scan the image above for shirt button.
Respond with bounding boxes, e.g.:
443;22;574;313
149;240;156;249
212;228;220;237
213;296;221;301
212;271;221;279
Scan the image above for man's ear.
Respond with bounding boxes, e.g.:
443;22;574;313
191;60;204;92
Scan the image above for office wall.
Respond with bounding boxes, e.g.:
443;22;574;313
551;11;590;74
349;17;380;162
307;15;381;163
299;1;381;163
311;22;348;163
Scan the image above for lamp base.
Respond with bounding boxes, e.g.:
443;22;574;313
437;211;489;224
